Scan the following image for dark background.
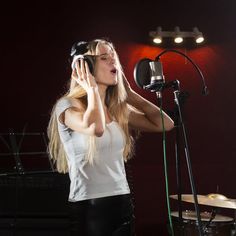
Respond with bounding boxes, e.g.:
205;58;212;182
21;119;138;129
0;0;236;235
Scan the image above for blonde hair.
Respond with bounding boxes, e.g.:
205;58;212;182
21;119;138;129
47;39;134;173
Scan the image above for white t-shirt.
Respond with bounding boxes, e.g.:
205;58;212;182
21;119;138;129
55;97;130;202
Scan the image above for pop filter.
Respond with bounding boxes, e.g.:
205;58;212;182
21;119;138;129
133;58;152;89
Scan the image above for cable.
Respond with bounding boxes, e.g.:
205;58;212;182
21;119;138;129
159;95;174;236
155;49;209;96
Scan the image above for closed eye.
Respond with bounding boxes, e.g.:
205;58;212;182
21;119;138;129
98;53;115;61
101;56;109;60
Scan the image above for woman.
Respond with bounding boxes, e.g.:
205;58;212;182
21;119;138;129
47;39;174;236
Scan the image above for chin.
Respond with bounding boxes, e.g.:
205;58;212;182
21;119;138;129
112;78;118;85
107;77;118;85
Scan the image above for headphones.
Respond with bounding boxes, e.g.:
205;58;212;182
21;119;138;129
70;41;96;75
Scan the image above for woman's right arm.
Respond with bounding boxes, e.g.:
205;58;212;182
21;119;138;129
62;60;106;137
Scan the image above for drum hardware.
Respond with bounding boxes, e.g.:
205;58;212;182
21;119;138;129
202;207;217;233
170;193;236;235
171;210;234;236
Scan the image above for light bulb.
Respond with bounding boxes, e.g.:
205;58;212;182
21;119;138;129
174;37;183;43
153;37;162;44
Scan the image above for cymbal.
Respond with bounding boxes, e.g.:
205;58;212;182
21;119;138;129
169;193;236;209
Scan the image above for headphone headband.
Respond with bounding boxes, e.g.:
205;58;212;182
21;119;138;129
70;41;89;57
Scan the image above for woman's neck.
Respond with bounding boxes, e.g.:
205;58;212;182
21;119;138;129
97;84;113;122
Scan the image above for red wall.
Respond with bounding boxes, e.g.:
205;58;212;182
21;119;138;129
118;42;236;234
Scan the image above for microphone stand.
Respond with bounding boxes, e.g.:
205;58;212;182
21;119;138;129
173;100;184;236
173;80;204;236
145;80;204;236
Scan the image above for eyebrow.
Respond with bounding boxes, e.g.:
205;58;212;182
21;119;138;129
94;52;115;58
97;53;109;57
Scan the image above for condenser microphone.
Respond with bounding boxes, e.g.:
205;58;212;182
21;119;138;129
147;60;165;91
134;58;165;93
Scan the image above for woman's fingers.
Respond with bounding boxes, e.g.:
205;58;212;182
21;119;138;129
84;61;90;76
72;58;97;90
74;60;81;79
71;69;76;79
84;61;92;87
75;59;89;81
72;59;94;88
80;59;86;81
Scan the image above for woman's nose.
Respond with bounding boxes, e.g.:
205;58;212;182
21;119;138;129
110;56;115;64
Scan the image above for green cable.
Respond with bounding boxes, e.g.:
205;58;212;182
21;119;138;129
159;98;174;236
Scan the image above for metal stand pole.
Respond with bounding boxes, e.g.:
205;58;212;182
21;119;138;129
174;117;184;236
172;80;204;236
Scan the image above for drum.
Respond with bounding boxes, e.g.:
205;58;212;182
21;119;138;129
171;210;234;235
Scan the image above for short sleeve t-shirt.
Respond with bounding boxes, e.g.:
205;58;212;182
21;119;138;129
55;97;130;202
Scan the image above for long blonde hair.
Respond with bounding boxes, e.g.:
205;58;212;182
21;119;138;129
47;39;134;173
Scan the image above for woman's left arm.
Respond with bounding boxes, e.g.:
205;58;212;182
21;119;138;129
126;83;174;132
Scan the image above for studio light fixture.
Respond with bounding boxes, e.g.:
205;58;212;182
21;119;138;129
152;27;162;44
174;26;183;44
193;27;204;43
149;26;205;45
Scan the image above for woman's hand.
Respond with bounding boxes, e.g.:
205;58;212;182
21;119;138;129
71;59;97;92
123;76;141;106
123;76;136;104
123;76;132;93
124;77;174;132
67;59;105;137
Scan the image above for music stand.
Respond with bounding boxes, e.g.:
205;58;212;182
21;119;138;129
0;129;56;235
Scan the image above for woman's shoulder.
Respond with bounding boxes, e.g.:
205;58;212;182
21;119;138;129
55;97;71;110
55;96;84;114
56;97;83;107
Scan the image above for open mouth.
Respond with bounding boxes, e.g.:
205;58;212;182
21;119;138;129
110;68;117;74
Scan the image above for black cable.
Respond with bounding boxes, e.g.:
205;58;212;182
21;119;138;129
155;49;209;96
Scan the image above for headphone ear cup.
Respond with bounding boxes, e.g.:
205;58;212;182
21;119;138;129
84;55;96;75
